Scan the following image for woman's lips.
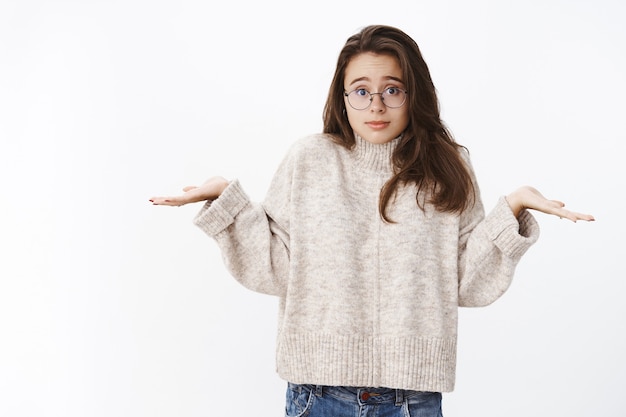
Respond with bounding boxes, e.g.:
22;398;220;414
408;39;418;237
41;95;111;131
366;121;389;129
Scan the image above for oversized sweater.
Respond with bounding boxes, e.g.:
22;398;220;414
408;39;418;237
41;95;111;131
193;133;540;392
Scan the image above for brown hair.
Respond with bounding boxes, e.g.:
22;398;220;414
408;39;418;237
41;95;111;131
323;25;475;222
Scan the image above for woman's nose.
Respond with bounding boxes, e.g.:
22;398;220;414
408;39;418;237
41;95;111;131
369;93;385;112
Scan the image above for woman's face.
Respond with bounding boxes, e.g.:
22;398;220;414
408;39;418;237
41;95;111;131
343;52;409;144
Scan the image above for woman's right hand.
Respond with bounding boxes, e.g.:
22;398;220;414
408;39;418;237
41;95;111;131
149;176;229;207
505;185;595;222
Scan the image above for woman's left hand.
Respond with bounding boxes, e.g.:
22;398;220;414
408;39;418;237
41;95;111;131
506;186;595;222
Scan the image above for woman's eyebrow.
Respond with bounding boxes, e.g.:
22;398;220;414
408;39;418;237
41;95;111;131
347;76;370;86
386;76;404;83
347;75;404;86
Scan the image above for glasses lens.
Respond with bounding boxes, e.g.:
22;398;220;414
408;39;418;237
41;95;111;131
382;88;406;108
347;90;371;110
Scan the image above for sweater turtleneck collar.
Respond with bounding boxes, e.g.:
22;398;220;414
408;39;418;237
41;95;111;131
352;133;401;173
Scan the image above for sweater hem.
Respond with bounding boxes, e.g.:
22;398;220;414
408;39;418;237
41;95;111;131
276;333;457;393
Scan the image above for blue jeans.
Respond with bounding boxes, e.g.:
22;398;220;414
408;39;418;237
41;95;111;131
285;383;443;417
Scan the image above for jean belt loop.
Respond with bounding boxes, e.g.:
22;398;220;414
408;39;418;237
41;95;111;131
315;385;323;397
395;389;404;406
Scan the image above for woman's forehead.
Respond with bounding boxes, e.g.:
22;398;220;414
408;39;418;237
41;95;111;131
344;53;403;86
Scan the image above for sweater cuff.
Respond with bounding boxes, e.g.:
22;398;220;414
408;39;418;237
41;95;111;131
486;196;540;260
193;179;249;236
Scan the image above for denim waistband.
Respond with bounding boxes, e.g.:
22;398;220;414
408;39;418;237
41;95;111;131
288;383;435;407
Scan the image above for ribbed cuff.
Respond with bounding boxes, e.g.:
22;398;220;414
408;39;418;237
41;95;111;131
193;179;249;236
486;196;540;260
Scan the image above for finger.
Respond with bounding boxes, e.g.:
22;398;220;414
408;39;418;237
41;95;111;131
570;212;595;222
559;209;595;223
149;197;185;206
549;200;565;208
536;200;565;215
182;185;198;192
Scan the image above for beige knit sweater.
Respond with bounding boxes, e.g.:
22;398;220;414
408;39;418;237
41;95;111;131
194;133;540;392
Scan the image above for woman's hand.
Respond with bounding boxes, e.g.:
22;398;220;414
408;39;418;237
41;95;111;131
506;186;595;222
149;176;230;207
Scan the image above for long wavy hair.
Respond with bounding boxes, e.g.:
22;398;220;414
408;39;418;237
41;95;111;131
323;25;475;222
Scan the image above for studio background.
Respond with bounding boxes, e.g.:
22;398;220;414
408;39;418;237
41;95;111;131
1;0;624;416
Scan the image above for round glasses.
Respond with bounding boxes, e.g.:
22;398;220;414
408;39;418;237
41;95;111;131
344;87;408;110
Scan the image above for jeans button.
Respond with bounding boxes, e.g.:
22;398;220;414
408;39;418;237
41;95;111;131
361;392;370;401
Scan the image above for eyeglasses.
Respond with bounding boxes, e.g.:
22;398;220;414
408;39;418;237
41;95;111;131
343;87;408;110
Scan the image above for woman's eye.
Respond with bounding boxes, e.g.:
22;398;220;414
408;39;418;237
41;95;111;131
355;89;368;97
386;87;399;95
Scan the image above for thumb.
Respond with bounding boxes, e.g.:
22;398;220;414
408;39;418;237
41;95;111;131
182;185;198;192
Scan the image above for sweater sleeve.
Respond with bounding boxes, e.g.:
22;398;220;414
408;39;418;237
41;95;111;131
193;151;295;297
457;163;540;307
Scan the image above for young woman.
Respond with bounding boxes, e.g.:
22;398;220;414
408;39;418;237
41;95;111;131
151;25;594;417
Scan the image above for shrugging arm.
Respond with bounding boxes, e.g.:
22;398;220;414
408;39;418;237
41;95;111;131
193;179;291;296
456;155;540;307
193;142;299;296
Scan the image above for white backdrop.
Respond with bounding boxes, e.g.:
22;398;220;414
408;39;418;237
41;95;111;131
1;0;624;416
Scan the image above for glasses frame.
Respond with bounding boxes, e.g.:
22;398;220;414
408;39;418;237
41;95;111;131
343;87;408;110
